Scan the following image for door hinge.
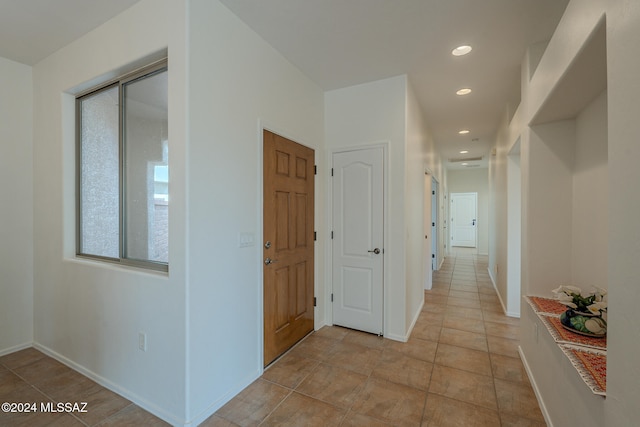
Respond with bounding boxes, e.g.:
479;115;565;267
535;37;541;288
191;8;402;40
432;254;435;259
314;165;317;175
331;168;334;176
331;293;334;302
314;231;317;241
432;222;435;227
432;190;435;195
314;297;317;307
331;231;334;239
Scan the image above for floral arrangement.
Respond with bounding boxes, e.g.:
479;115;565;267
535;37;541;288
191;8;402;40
551;285;607;316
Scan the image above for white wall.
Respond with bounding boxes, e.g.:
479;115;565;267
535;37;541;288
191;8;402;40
32;0;189;424
516;0;640;425
325;75;444;342
325;75;407;341
0;56;33;355
572;90;607;288
405;80;444;330
186;0;325;423
604;0;640;423
447;169;489;255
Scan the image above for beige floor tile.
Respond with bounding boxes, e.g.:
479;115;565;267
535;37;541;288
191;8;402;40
448;290;480;301
443;315;486;334
428;287;451;296
325;342;382;375
0;348;47;370
490;354;527;383
372;349;433;390
422;393;501;427
342;330;385;349
499;413;547;426
72;386;132;426
439;328;488;352
351;378;426;427
487;335;520;358
444;306;484;320
313;326;349;341
12;357;70;386
449;284;479;293
422;302;448;314
383;337;438;363
216;379;290;426
484;321;520;340
199;414;241;426
31;368;102;403
425;294;449;305
483;310;520;325
412;321;443;342
287;335;338;361
341;411;394;426
494;379;545;422
428;365;497;410
420;311;446;325
261;392;345;427
296;363;367;409
94;404;169;426
262;353;318;389
434;344;492;377
447;297;481;309
0;367;25;397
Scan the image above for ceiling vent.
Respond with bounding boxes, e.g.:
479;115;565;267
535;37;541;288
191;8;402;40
448;156;483;163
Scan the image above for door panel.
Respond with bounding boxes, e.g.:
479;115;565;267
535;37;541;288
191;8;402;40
451;192;477;247
264;130;314;366
332;147;383;335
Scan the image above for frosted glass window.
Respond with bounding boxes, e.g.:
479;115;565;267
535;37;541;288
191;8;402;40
79;86;119;258
123;69;169;264
77;60;168;271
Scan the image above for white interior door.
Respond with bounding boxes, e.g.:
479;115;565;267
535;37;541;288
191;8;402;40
451;192;477;247
332;147;384;335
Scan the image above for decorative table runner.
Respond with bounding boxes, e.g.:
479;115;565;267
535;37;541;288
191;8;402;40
559;344;607;395
538;315;607;350
524;296;566;317
526;295;607;396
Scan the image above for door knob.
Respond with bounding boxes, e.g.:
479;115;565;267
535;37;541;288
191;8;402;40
264;257;278;265
368;248;381;255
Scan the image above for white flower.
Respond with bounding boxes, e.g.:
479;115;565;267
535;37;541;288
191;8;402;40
552;285;582;296
587;301;607;314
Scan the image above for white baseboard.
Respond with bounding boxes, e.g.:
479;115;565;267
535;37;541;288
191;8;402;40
33;343;184;426
518;346;553;427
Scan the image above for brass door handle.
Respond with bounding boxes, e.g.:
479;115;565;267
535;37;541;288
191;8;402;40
264;257;279;265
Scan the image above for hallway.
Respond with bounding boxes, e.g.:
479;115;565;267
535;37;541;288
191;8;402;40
206;251;544;426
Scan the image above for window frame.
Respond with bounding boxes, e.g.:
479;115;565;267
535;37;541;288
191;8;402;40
76;59;169;272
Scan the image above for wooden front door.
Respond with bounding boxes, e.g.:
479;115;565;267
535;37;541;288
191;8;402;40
263;130;314;366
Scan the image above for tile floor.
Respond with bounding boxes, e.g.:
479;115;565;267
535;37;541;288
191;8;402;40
0;349;169;426
206;248;545;426
0;249;545;426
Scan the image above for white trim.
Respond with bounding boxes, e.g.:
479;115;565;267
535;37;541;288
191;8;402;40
519;346;554;427
328;142;389;336
487;266;520;318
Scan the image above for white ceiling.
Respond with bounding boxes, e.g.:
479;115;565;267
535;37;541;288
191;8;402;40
0;0;569;170
0;0;140;65
220;0;569;170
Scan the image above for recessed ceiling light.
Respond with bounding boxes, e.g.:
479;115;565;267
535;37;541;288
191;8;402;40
461;162;469;166
452;45;472;56
460;150;469;154
458;130;470;135
456;88;472;96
